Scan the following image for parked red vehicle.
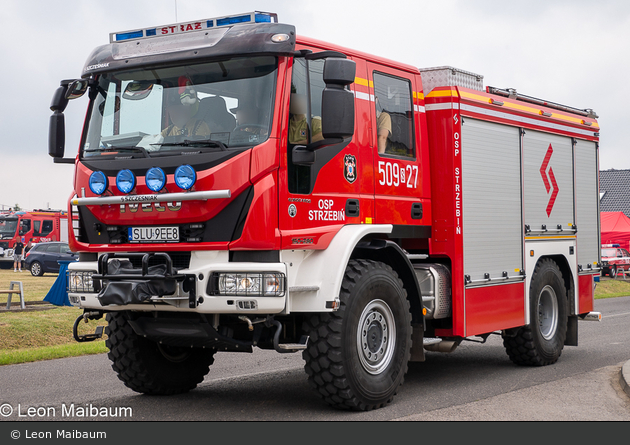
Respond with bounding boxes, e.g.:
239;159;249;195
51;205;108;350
0;210;71;266
601;244;630;278
48;11;602;410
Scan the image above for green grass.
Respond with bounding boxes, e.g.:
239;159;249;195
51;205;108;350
0;341;108;366
0;267;59;302
594;277;630;299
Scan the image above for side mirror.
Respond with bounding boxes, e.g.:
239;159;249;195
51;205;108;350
321;58;356;139
48;111;65;158
65;79;89;100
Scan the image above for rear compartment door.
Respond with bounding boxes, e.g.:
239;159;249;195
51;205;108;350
574;139;600;273
523;130;575;234
461;118;524;282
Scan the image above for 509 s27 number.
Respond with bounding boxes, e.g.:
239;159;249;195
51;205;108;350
378;161;418;189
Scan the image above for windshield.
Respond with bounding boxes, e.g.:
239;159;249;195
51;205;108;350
602;248;617;258
0;219;18;237
82;56;277;157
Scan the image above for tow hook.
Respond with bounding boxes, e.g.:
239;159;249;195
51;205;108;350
73;311;105;343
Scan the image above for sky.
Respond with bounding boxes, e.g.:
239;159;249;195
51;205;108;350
1;0;628;211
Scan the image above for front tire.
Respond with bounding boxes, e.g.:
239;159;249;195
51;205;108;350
503;258;568;366
105;312;215;395
302;260;412;410
610;266;617;278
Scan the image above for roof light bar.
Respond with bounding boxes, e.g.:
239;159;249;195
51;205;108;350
110;11;278;43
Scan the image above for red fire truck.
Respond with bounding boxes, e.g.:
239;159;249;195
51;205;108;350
48;11;602;410
0;210;70;264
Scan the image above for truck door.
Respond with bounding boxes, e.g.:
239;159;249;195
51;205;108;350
278;52;373;249
367;64;424;228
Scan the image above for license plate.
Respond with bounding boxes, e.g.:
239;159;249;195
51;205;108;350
128;226;179;243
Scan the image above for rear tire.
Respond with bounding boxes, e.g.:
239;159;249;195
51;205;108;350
503;258;568;366
30;261;43;276
302;259;412;410
105;312;215;395
610;266;617;278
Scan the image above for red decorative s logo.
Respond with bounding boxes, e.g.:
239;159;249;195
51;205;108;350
540;144;559;217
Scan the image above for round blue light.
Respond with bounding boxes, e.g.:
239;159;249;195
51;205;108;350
116;169;135;194
146;167;166;192
174;165;196;190
89;171;108;195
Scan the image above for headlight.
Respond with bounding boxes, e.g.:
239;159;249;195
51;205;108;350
210;272;285;297
174;164;196;190
67;271;94;293
146;167;166;192
116;169;135;194
89;171;108;195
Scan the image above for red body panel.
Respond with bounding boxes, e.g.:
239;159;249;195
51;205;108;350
578;274;595;314
464;283;526;337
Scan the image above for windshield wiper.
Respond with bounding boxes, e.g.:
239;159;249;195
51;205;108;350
85;146;150;158
156;139;228;151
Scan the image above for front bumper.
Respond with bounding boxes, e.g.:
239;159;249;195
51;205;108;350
67;252;287;315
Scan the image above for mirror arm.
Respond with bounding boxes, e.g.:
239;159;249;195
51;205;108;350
53;157;75;164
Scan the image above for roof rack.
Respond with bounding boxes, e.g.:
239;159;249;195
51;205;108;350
486;86;598;119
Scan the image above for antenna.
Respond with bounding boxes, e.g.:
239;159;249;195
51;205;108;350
175;0;178;22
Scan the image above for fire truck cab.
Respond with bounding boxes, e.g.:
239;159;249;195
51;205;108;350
49;11;602;411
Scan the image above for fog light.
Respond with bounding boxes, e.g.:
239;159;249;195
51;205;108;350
116;169;135;194
89;171;108;195
211;272;285;297
67;270;95;293
174;164;196;190
146;167;166;192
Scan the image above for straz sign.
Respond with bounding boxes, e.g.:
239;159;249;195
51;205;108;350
159;21;208;36
120;202;182;213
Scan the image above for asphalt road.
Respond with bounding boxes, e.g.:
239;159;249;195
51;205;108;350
1;297;629;422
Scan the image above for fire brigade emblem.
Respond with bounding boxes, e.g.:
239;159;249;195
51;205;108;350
344;154;357;184
288;204;297;218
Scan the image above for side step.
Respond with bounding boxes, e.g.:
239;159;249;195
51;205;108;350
276;335;309;352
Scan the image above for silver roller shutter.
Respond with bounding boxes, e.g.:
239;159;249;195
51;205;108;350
575;140;600;272
461;118;523;283
523;130;574;233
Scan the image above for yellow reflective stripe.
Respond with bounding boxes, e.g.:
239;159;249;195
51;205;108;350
460;91;600;128
413;91;425;100
354;77;374;88
426;89;458;98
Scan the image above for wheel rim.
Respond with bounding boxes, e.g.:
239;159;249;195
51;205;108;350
157;343;190;363
32;263;41;275
538;285;559;340
356;299;396;375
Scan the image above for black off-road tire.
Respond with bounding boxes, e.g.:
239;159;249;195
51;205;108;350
105;312;215;395
302;259;412;411
503;258;568;366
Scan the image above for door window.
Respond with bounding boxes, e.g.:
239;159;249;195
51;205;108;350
372;72;415;158
40;220;53;236
287;58;326;194
44;244;60;253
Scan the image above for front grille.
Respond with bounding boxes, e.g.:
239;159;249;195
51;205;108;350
126;252;191;271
